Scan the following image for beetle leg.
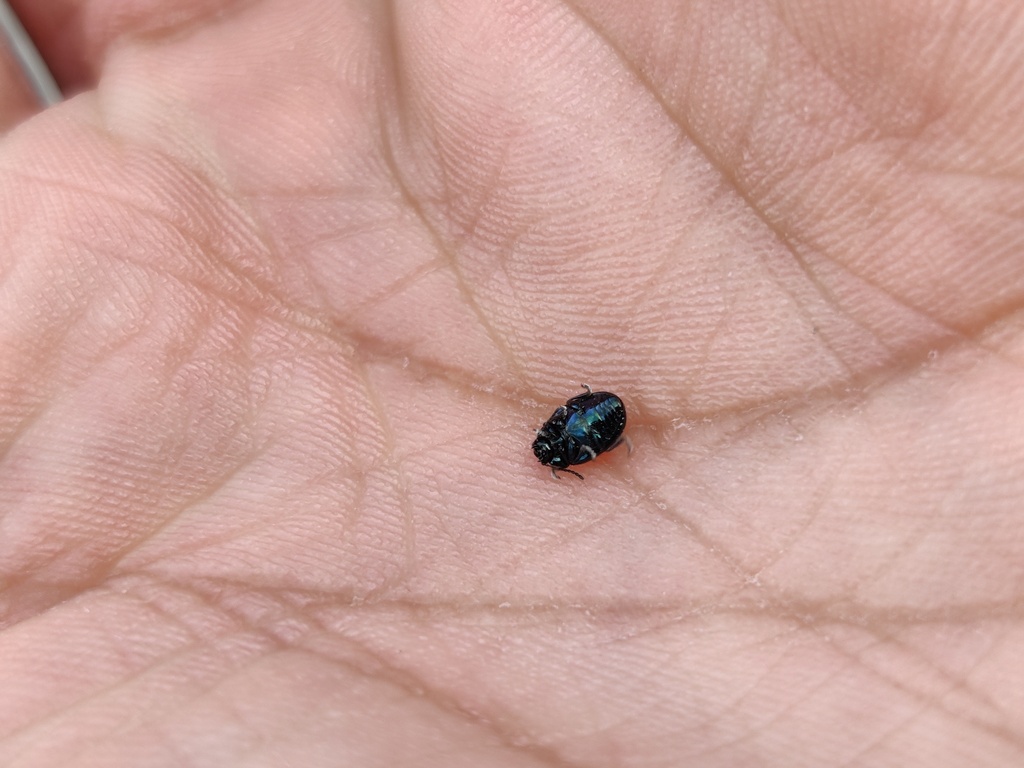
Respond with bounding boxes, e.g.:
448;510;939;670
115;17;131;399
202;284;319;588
581;445;597;461
608;435;633;454
551;466;584;480
579;383;592;394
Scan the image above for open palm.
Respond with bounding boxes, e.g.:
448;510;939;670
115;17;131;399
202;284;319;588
3;1;1024;765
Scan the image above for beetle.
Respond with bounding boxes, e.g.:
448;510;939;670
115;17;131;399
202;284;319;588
532;384;628;479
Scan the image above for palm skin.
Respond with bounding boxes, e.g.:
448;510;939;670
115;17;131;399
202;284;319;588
2;1;1024;765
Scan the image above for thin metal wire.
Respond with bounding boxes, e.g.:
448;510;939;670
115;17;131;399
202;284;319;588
0;0;62;106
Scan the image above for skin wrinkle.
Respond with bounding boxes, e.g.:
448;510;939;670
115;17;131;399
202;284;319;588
0;284;147;460
81;558;1021;744
640;387;821;459
852;520;946;606
625;176;721;398
769;2;933;141
818;257;1024;374
810;628;1024;759
104;440;271;573
678;628;817;758
638;346;1015;610
837;729;911;768
316;323;502;402
813;621;1005;722
248;185;413;322
144;572;581;766
545;497;637;551
641;488;757;586
489;503;623;582
883;633;1004;717
1;169;333;346
713;135;913;374
4;339;260;587
303;637;581;768
348;350;417;601
821;660;950;762
743;457;842;579
6;302;317;614
2;512;130;609
134;158;329;338
621;245;679;381
696;657;854;761
44;639;278;760
425;494;472;571
722;629;816;728
375;64;532;387
243;591;1024;636
725;24;773;173
629;473;1024;755
299;217;387;321
381;5;636;392
918;1;991;146
844;633;1009;744
745;180;895;372
565;0;999;370
441;113;518;252
1;587;231;743
335;255;448;326
695;271;735;384
0;578;83;629
777;46;1024;338
4;147;249;264
314;594;1015;765
677;618;988;765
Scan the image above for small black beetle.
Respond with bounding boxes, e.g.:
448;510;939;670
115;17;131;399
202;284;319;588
532;384;627;479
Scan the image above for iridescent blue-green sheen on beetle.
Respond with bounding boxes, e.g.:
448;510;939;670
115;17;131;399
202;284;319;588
532;384;627;479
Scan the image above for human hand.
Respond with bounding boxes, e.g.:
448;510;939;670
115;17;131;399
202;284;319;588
2;1;1023;765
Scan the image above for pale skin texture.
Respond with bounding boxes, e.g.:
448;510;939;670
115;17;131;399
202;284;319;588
1;0;1024;765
